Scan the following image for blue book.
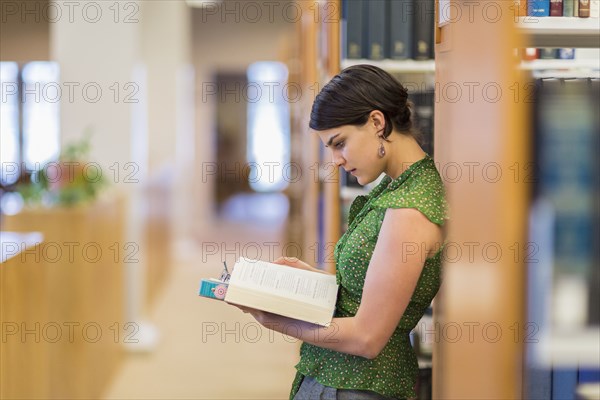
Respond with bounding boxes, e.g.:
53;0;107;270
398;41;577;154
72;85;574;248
199;279;229;300
557;48;576;59
534;78;598;330
552;369;577;400
412;0;435;60
529;0;551;15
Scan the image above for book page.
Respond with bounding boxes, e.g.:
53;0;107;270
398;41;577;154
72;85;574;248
227;258;338;308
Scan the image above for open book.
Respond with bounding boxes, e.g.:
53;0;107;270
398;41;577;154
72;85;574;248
199;258;339;327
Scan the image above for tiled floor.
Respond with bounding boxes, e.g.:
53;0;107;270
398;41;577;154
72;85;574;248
104;213;300;399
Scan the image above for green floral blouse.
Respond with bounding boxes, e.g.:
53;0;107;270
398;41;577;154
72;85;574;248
289;155;448;400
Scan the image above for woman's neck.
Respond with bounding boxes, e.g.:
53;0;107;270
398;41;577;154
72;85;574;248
385;134;427;180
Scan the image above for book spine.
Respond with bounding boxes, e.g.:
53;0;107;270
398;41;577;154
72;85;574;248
389;0;413;59
528;0;551;15
591;0;599;17
557;48;575;59
518;0;529;17
341;0;347;60
410;90;435;156
367;0;387;60
346;0;366;59
523;48;540;61
412;0;434;60
534;78;598;331
588;78;600;325
563;0;575;15
552;369;578;400
539;48;558;59
550;0;564;14
578;0;591;17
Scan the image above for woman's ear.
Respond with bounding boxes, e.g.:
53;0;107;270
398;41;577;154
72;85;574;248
369;110;386;136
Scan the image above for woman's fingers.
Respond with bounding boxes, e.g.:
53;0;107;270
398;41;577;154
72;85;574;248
230;303;251;313
272;256;312;270
272;256;299;266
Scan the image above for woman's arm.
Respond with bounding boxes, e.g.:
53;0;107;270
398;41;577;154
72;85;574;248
238;208;444;359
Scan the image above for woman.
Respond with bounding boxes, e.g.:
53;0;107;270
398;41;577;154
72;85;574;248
238;64;448;400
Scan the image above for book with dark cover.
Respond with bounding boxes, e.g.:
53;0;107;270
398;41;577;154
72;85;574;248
532;78;599;330
344;0;367;59
588;78;600;326
412;0;435;60
410;90;435;157
367;0;388;60
550;0;564;15
557;48;575;59
389;0;413;59
539;48;559;59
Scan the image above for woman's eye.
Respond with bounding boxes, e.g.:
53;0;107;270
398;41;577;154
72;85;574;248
334;141;345;149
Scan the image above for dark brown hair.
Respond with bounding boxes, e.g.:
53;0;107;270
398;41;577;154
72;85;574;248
309;64;417;141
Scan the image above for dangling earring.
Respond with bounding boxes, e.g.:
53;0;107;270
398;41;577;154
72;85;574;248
378;139;386;158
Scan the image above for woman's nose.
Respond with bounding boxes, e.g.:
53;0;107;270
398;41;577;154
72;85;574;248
332;151;345;167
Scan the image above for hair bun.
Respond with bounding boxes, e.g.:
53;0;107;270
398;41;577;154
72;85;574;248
391;100;411;134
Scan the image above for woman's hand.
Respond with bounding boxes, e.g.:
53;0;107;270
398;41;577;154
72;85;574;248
272;257;330;274
230;304;271;325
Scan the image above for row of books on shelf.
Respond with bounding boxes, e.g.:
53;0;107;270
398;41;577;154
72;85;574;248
531;76;599;330
342;0;434;61
342;0;599;63
523;0;600;17
522;47;577;60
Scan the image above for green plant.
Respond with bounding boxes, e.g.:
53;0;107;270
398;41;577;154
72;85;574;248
17;133;108;207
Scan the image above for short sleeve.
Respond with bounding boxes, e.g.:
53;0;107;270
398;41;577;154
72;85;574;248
371;163;448;226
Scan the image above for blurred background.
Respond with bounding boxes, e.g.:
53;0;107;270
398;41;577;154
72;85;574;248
1;1;301;398
1;0;599;399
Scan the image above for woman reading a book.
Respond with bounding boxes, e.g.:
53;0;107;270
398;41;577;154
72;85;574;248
237;64;448;400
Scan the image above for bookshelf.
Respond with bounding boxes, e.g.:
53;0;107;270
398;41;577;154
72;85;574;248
293;0;600;398
341;59;436;73
433;1;529;398
434;2;600;399
521;54;600;78
515;10;600;375
287;0;341;274
516;17;600;47
520;58;599;71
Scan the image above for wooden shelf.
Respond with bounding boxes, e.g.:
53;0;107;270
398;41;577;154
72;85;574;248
517;17;600;48
531;69;600;78
341;59;435;73
520;58;600;70
521;57;600;78
535;328;600;366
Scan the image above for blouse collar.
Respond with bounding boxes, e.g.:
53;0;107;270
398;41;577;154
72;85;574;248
369;154;431;198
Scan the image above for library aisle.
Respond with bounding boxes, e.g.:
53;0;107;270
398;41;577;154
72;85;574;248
104;210;299;399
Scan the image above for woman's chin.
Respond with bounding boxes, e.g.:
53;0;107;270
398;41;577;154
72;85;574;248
355;175;371;186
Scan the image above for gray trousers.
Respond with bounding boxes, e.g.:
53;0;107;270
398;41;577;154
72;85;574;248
293;376;401;400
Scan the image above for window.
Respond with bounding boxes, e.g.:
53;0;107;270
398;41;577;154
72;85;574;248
246;61;290;192
0;61;60;187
